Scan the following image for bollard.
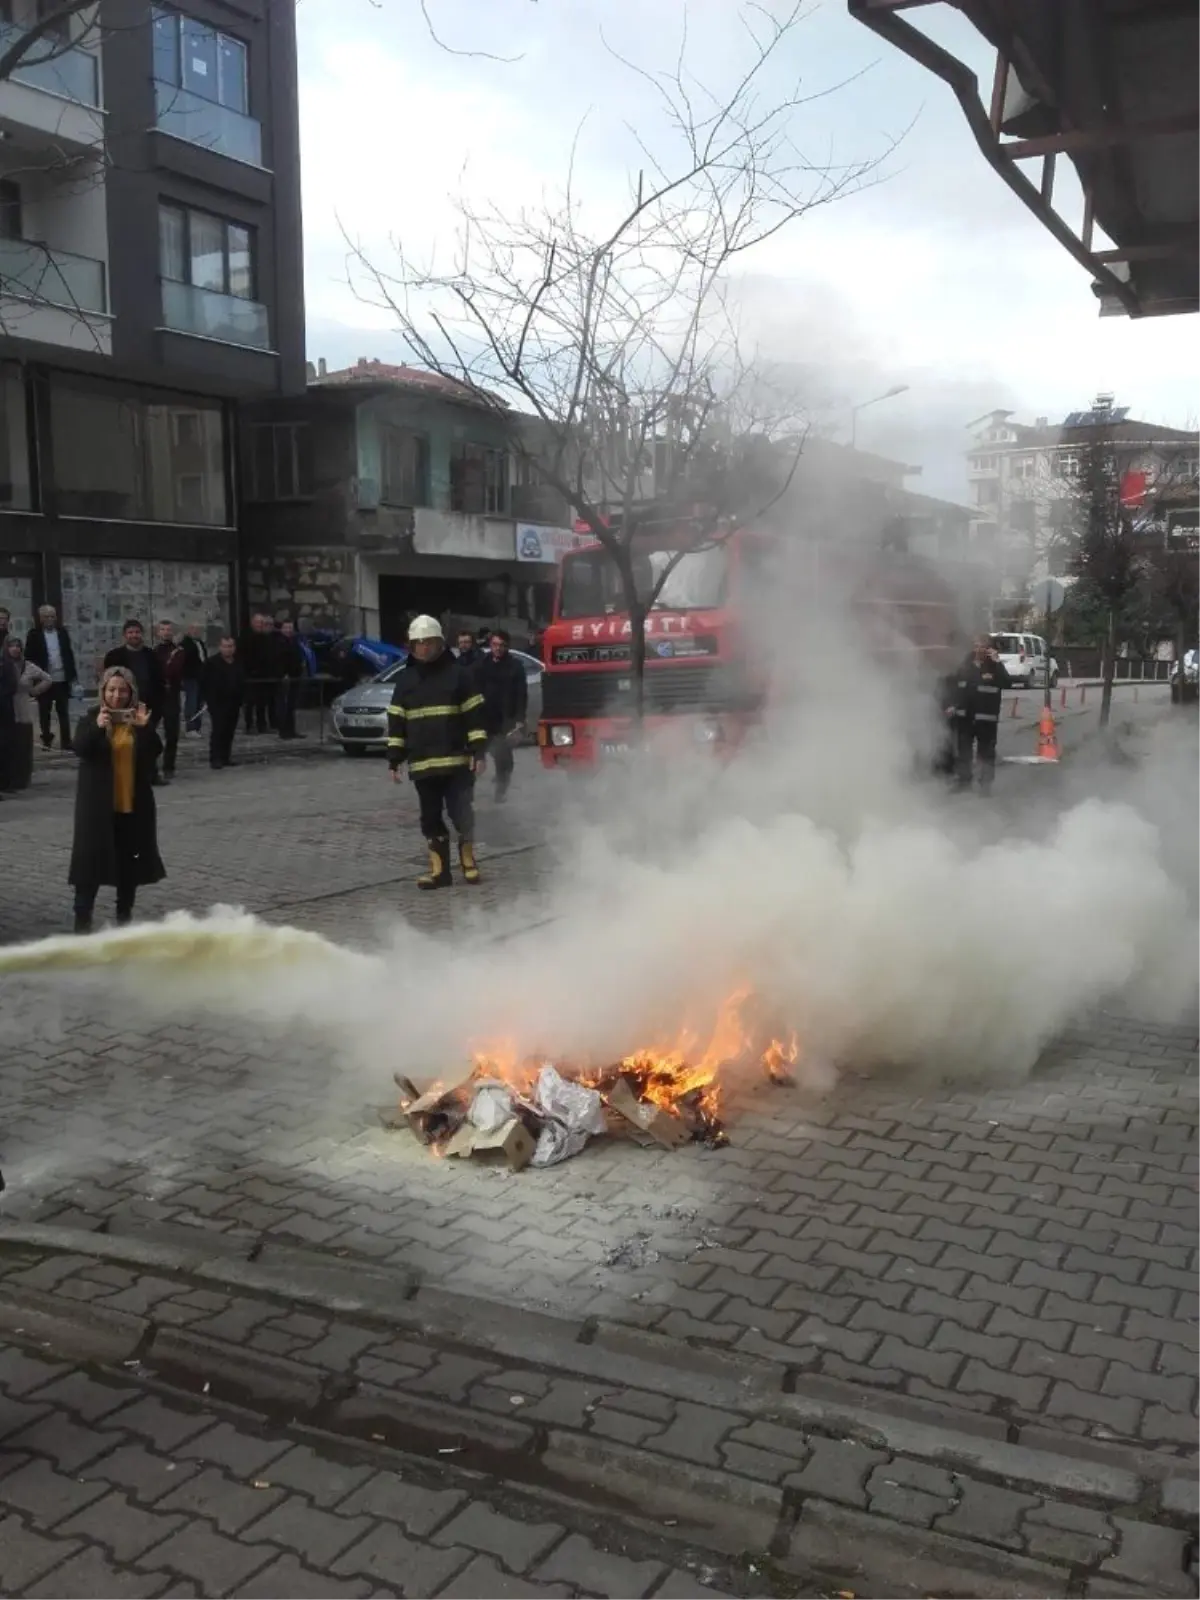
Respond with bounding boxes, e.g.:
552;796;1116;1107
1134;685;1139;704
1010;697;1018;718
1080;685;1086;705
1059;687;1067;709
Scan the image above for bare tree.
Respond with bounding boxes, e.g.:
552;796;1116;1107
348;3;890;720
1065;426;1140;727
0;0;104;84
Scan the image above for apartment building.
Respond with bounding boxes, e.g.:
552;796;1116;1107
240;359;585;647
0;0;303;682
967;397;1199;602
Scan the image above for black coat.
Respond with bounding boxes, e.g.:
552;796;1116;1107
68;713;167;889
200;655;245;709
180;635;208;681
103;645;165;717
386;648;487;776
478;651;528;735
25;625;78;683
951;654;1012;725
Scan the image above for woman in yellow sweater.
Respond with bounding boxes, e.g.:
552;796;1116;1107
69;667;167;934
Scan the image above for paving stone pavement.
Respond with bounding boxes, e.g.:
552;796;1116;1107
1;738;1197;1466
0;1337;755;1600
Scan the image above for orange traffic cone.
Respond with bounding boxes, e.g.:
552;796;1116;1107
1036;706;1060;762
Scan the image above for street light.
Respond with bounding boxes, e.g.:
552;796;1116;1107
850;384;910;448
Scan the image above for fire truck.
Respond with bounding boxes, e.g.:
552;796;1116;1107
537;523;970;769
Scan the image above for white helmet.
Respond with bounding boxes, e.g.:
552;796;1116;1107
407;614;444;643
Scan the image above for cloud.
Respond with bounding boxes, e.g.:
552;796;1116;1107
294;0;1200;498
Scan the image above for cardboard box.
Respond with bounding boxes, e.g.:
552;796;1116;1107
442;1117;536;1172
608;1079;691;1148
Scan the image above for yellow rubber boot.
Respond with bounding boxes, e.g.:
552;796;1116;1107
418;836;452;890
458;840;481;885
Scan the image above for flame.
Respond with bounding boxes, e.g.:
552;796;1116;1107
762;1031;799;1084
402;987;798;1151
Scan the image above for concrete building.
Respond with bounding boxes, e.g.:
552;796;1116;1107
967;396;1198;608
240;359;588;646
0;0;304;681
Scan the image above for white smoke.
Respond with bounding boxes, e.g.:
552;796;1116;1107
2;546;1193;1102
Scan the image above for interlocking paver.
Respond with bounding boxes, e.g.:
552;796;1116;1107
0;742;1195;1460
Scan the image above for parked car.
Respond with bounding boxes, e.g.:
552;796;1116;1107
1170;648;1198;704
331;651;544;755
990;632;1059;689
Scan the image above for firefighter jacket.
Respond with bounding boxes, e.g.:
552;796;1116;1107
386;648;487;777
951;654;1012;726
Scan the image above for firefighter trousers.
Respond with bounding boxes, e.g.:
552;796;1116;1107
415;769;475;841
955;719;998;789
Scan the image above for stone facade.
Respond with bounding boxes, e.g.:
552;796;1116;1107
243;548;356;632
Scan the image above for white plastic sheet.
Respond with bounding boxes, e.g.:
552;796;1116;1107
468;1079;516;1133
529;1064;607;1167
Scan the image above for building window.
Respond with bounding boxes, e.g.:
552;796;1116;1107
380;424;428;506
974;479;999;506
49;380;229;525
247;422;313;501
159;202;254;300
0;362;32;511
1058;451;1080;480
450;441;509;515
1011;454;1035;480
153;7;248;114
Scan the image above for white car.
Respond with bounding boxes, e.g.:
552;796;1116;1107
991;632;1059;689
331;651;544;755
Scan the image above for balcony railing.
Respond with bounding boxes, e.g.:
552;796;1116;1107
0;237;106;313
154;80;262;166
161;278;269;349
0;22;100;106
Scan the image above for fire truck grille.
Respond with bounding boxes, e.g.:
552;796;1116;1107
542;664;762;719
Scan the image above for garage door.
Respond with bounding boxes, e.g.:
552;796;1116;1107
61;558;231;687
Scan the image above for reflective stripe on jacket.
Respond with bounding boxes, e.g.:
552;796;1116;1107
387;649;487;776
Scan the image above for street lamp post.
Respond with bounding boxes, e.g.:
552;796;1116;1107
850;384;910;448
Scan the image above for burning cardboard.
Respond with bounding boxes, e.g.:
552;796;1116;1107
442;1117;536;1171
382;994;801;1173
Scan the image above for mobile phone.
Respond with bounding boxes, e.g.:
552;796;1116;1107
107;706;133;724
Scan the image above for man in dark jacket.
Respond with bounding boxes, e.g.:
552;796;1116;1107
274;620;306;741
455;629;483;681
200;635;245;770
388;615;488;889
952;636;1012;793
238;613;276;734
477;629;528;802
180;622;208;734
104;619;167;785
153;619;185;779
25;603;78;751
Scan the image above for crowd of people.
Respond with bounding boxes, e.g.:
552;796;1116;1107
0;607;317;796
0;601;533;923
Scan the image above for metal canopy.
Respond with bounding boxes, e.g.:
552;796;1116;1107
848;0;1199;318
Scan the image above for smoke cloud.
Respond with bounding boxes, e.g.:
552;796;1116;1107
1;532;1194;1108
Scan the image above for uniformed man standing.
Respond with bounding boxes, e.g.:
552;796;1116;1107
387;615;488;889
952;636;1012;793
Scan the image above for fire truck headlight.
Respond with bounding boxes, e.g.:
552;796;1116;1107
693;719;723;744
549;724;575;748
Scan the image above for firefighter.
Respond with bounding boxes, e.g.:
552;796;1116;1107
952;635;1012;792
387;615;488;889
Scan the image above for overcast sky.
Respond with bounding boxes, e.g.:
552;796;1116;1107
295;0;1198;501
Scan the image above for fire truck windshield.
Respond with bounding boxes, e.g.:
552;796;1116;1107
559;543;729;618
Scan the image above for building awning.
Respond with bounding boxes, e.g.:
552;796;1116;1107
848;0;1199;318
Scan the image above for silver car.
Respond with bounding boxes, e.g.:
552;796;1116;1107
330;651;544;755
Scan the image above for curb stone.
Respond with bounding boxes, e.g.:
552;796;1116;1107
0;1227;1195;1600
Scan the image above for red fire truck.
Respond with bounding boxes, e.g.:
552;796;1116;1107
537;524;969;769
